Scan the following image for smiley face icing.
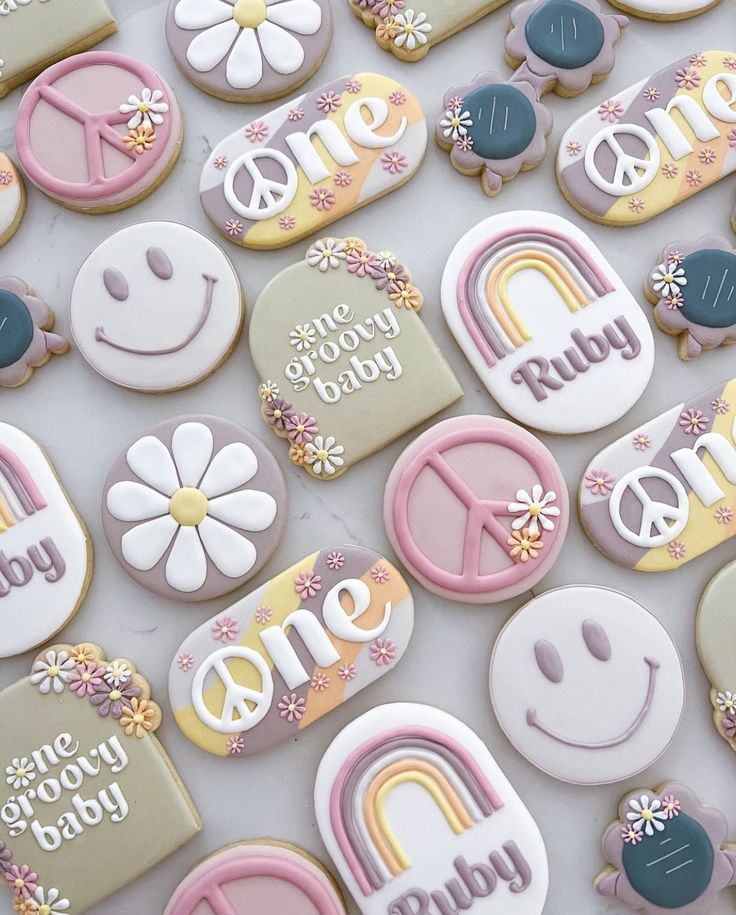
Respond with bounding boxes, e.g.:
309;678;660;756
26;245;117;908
71;222;244;392
490;587;685;785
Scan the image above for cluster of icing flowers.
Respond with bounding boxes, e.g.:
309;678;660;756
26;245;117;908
716;690;736;738
621;793;681;844
354;0;432;53
0;840;70;913
507;485;559;536
439;100;473;149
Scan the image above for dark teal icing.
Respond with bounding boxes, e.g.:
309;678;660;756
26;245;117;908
464;85;537;160
525;0;605;70
0;289;34;369
681;250;736;328
622;812;714;909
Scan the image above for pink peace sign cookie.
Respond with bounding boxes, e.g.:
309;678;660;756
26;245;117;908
16;51;182;213
384;415;569;603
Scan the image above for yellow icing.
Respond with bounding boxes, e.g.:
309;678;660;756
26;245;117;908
169;487;208;526
233;0;267;27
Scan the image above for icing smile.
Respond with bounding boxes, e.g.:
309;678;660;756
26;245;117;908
526;656;660;749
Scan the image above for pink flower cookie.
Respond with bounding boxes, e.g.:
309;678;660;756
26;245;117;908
0;277;68;389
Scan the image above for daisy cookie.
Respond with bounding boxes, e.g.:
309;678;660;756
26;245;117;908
0;155;25;248
101;416;287;602
0;277;68;388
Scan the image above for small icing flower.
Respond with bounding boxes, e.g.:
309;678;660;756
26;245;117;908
5;758;35;790
371;259;408;290
585;469;614;496
665;291;684;310
507;528;544;562
305;435;345;476
662;795;682;819
213;155;228;170
508;485;559;535
389;90;406;105
225;219;243;237
370;638;396;666
598;99;623;122
651;262;687;297
124;126;156;154
447;96;464;109
263;396;293;432
311;672;330;691
226;735;245;756
286;412;318;445
309;187;336;210
70;644;96;664
724;56;736;71
119;87;169;130
259;380;279;401
295;570;322;599
0;840;12;869
279;215;296;231
327;551;345;569
344;78;362;93
288;107;305;121
690;53;708;67
69;661;106;697
679;408;709;435
729;129;736;148
393;10;432;50
389;280;422;310
374;0;404;14
440;105;473;142
667;540;686;559
255;606;272;625
685;169;703;187
715;506;733;524
628;197;645;213
334;170;353;186
6;865;37;899
177;653;194;672
338;663;357;681
104;660;131;687
289;323;316;351
699;147;717;164
0;170;13;185
633;433;651;451
675;67;701;89
343;237;365;256
643;86;660;101
381;150;408;174
289;443;308;465
713;398;731;415
120;697;157;738
212;616;240;643
245;121;269;142
717;690;736;712
347;248;377;276
722;716;736;738
307;238;347;271
90;678;140;720
566;141;582;156
316;90;342;113
278;693;306;722
33;886;70;915
668;251;685;266
12;895;35;914
627;794;668;835
376;16;400;41
456;136;474;152
621;825;644;844
662;163;679;178
371;565;390;583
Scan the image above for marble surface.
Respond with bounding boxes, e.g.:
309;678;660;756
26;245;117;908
1;0;736;912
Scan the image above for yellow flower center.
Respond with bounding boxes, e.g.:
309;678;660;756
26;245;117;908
170;487;208;526
317;449;329;461
405;22;415;32
39;906;51;915
233;0;267;27
133;712;145;725
451;115;461;127
137;101;150;113
48;665;59;677
528;502;542;516
15;767;25;778
82;672;91;682
273;408;283;419
642;808;654;820
110;689;122;701
664;272;674;283
14;879;24;889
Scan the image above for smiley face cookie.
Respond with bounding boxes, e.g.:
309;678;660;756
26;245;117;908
0;155;25;248
102;416;287;602
490;587;685;785
71;222;244;392
697;560;736;754
0;277;68;389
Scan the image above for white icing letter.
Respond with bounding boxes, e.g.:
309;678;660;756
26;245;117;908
31;743;60;775
703;73;736;124
584;125;660;196
59;765;84;792
1;801;25;837
31;820;61;851
35;779;62;805
224;149;298;221
344;98;407;148
323;578;392;642
98;736;129;775
99;783;129;823
644;95;720;159
260;609;341;690
285;121;360;184
71;793;103;827
55;733;79;759
671;432;736;505
608;467;689;548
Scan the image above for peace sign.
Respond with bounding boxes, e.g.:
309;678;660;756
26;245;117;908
191;647;273;734
609;467;689;549
224;150;298;221
584;125;660;196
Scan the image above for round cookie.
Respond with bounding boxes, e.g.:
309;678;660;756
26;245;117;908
0;277;68;388
607;0;721;19
0;155;25;248
384;415;569;604
166;0;333;103
102;415;287;602
16;51;183;214
697;559;736;753
71;222;244;393
490;586;685;785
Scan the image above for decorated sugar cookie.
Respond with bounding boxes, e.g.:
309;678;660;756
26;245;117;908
250;237;462;480
580;378;736;572
595;783;736;913
0;642;200;913
646;235;736;361
0;277;68;388
0;0;117;99
0;424;91;658
607;0;722;20
102;416;287;601
165;841;347;915
490;587;684;785
384;415;569;604
558;52;736;226
71;222;244;392
166;0;333;102
16;52;183;214
200;73;427;249
315;703;549;914
441;211;654;433
0;155;25;248
171;545;412;757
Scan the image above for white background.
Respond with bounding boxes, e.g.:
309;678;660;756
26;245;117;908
1;0;736;912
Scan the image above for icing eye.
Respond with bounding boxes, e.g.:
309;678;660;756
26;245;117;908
103;268;129;302
534;640;563;683
582;619;611;661
146;247;173;280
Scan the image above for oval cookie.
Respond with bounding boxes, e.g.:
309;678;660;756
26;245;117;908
384;415;569;604
490;586;684;785
0;277;68;388
558;51;736;225
315;702;549;914
0;155;25;248
441;210;654;433
170;545;413;757
697;559;736;753
102;416;287;601
200;73;427;249
71;222;244;392
580;378;736;571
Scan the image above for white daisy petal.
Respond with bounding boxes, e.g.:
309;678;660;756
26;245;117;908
266;0;322;35
121;515;178;571
106;481;170;522
199;443;258;497
198;517;257;577
257;19;305;75
187;18;241;73
165;527;208;592
127;435;180;496
171;422;214;487
226;26;263;89
207;490;277;531
175;0;232;28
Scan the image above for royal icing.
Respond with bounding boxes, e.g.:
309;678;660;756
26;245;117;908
384;415;569;604
166;0;333;101
170;546;413;757
251;237;462;480
102;416;287;601
164;842;346;915
16;51;182;212
580;378;736;571
441;211;654;433
200;73;427;249
607;0;721;18
647;235;736;361
315;702;549;914
595;783;736;913
0;424;90;659
0;277;68;388
489;586;684;785
558;51;736;226
70;222;244;392
0;155;24;247
0;642;200;913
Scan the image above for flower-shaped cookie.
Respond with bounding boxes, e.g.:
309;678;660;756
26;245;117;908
0;276;68;388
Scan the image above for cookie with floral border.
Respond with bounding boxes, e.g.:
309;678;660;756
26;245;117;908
0;155;24;248
166;0;333;103
0;642;201;914
164;840;347;914
0;423;91;658
595;783;736;913
349;0;513;63
0;0;116;99
558;51;736;226
200;73;427;250
580;378;736;571
646;235;736;361
16;51;183;214
170;545;413;757
607;0;722;20
101;415;287;601
0;277;68;389
251;236;462;479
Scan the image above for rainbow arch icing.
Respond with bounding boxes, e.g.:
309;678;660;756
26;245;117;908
0;445;46;533
456;227;616;367
329;726;504;896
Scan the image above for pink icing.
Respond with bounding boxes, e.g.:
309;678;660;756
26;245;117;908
0;444;47;512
